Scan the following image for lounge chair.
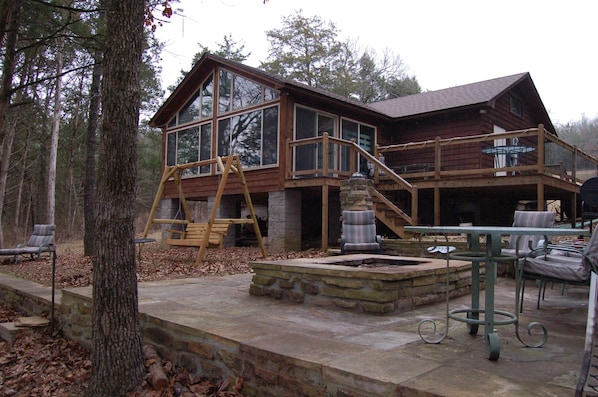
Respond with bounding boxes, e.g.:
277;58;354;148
0;224;56;264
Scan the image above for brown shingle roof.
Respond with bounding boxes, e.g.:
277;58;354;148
369;73;529;118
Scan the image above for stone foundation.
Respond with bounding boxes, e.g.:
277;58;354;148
249;254;478;314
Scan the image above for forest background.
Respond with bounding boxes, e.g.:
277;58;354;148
1;1;596;248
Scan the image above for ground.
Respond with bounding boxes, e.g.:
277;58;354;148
0;239;326;396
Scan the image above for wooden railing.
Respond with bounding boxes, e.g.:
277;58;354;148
286;133;418;225
376;124;598;184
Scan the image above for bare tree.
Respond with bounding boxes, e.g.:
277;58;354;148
0;0;23;247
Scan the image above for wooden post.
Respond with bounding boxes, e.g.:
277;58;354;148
434;137;441;180
322;184;329;251
537;182;545;211
433;186;440;226
142;166;177;237
322;133;329;177
537;124;545;175
234;156;267;258
197;156;234;263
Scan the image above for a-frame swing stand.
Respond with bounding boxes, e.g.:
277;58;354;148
142;155;267;264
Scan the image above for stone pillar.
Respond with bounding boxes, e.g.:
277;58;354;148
208;196;237;247
268;190;301;253
340;173;374;211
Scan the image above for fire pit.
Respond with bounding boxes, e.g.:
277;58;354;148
249;254;474;314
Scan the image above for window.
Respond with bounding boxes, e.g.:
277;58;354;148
217;105;279;168
510;95;523;117
218;69;280;115
341;119;376;174
294;106;337;174
168;74;214;127
165;123;213;175
166;69;281;174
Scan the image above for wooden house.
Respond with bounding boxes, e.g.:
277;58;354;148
149;54;598;252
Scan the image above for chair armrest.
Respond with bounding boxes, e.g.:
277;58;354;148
522;241;597;274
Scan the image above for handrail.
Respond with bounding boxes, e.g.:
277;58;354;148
376;124;598;184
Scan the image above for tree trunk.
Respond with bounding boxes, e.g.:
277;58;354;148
46;35;64;225
86;0;145;395
83;48;102;257
0;0;23;247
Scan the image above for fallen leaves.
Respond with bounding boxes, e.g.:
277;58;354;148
0;245;327;289
0;244;327;396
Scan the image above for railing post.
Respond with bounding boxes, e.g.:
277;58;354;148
572;146;578;181
286;138;292;179
350;139;356;174
434;136;441;179
322;132;329;177
412;186;419;225
537;124;545;175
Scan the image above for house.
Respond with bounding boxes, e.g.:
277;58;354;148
149;54;598;252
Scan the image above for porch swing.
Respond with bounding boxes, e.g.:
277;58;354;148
141;155;267;264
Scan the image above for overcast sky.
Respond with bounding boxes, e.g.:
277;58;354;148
156;0;597;125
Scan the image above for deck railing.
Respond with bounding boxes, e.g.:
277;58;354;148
376;125;598;184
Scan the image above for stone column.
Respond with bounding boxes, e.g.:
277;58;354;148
268;190;302;253
340;173;373;211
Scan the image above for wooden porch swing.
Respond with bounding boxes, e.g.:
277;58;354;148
142;155;267;264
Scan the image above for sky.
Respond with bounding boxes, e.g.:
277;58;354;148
155;0;597;125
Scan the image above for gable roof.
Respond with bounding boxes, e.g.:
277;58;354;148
151;56;555;133
150;53;387;127
370;73;527;117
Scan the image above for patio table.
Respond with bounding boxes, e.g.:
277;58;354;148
405;225;590;360
482;145;535;168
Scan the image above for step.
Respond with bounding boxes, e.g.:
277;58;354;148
0;316;49;342
0;322;32;342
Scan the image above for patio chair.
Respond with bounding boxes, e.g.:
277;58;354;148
519;228;598;312
0;224;56;264
340;210;382;254
502;210;556;259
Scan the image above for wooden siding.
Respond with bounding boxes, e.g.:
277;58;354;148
163;167;283;200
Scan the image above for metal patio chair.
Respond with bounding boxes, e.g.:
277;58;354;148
519;228;597;312
501;210;556;260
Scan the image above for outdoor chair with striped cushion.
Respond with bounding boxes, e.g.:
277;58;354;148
340;210;382;254
502;210;556;259
0;224;56;264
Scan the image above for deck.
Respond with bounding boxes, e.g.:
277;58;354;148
285;124;598;235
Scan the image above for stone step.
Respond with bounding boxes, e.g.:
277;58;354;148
0;321;32;342
0;316;49;342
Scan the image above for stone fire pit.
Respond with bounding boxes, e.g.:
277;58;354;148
249;254;475;314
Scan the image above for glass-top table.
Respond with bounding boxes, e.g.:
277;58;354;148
482;145;535;169
405;225;590;360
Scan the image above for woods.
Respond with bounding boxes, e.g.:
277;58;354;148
0;0;164;249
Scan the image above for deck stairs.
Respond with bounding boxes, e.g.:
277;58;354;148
370;189;412;238
349;143;416;239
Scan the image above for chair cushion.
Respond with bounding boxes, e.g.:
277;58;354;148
524;256;590;282
343;242;382;252
343;223;377;244
27;224;55;248
343;210;376;225
506;211;555;253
